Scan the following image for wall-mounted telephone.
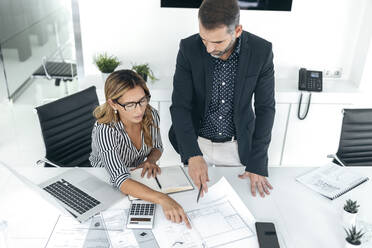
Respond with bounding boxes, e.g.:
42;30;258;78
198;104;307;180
297;68;323;120
298;68;323;92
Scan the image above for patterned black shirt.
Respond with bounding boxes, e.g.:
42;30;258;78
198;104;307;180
199;37;241;140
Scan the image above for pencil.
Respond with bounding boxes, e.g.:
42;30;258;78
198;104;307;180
196;183;202;203
155;176;162;189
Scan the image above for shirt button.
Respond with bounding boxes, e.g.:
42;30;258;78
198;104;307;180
222;82;225;86
219;132;222;135
221;100;225;104
219;116;222;120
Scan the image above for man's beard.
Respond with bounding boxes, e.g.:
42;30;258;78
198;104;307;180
210;36;236;58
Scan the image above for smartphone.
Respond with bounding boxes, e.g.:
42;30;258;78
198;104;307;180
255;222;280;248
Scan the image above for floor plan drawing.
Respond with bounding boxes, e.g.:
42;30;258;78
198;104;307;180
152;177;259;248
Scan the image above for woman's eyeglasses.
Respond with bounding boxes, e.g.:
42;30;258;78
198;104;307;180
114;95;151;111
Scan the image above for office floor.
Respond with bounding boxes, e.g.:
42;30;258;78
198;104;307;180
0;78;79;168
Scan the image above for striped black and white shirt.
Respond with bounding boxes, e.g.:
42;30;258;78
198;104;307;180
89;107;163;189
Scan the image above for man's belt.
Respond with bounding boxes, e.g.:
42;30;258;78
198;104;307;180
201;135;237;143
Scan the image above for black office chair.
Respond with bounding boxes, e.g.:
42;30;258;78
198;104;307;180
32;57;77;87
32;23;77;94
333;109;372;167
35;86;99;167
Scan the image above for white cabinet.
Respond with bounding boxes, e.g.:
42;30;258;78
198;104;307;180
84;77;365;167
158;101;183;166
156;102;291;167
268;103;290;166
149;90;357;168
281;103;352;166
149;100;159;111
150;100;181;166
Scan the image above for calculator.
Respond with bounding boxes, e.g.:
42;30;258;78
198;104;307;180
127;200;156;229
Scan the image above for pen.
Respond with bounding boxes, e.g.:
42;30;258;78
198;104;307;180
196;183;202;203
155;176;162;189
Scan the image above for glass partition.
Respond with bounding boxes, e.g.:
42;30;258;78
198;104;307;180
0;0;75;100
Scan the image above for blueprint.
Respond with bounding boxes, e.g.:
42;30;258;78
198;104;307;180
45;209;139;248
152;177;258;248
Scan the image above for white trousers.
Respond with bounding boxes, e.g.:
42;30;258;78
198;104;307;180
197;136;244;167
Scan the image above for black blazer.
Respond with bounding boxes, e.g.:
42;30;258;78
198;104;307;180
168;31;275;176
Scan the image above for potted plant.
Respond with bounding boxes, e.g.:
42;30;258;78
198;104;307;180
131;63;158;83
343;199;359;227
93;53;121;83
344;225;364;247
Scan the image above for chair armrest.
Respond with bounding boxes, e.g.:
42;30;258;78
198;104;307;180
36;158;62;168
327;154;347;167
41;57;52;80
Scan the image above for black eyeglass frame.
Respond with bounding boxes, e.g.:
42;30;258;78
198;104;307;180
114;95;151;111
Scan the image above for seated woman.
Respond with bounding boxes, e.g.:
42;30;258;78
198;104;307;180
89;69;190;228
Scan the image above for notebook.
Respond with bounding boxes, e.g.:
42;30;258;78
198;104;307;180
129;166;194;200
296;163;369;200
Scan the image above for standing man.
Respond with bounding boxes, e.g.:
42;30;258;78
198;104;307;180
169;0;275;198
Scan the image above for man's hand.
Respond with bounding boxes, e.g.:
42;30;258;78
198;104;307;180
132;160;161;178
238;171;273;197
188;156;209;198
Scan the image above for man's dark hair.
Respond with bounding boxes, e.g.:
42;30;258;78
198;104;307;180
198;0;240;34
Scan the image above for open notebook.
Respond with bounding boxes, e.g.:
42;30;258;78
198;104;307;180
129;166;194;200
296;163;369;200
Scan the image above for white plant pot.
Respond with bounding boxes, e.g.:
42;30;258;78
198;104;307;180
343;211;357;227
345;240;361;248
102;73;110;83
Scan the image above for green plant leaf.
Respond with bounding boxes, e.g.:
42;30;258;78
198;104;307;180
93;53;121;73
345;225;364;245
344;199;359;213
131;63;158;83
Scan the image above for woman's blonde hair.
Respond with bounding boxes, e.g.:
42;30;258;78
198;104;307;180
93;69;156;147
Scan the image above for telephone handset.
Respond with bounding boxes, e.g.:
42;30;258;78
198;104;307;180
297;68;323;120
298;68;323;92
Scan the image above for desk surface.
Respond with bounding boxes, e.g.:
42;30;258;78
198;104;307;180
1;165;371;248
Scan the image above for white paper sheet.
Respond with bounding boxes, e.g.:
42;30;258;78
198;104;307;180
103;209;139;248
45;215;91;248
152;177;258;248
46;209;139;248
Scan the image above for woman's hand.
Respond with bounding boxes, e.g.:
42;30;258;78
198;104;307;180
132;160;161;178
159;194;191;229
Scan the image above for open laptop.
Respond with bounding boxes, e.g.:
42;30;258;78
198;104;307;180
0;161;123;223
39;168;124;222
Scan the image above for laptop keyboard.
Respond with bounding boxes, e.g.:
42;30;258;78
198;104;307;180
43;179;101;214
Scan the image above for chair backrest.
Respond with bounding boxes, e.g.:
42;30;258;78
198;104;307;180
336;108;372;166
35;86;99;167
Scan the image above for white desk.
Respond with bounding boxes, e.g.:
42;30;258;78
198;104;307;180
1;165;371;248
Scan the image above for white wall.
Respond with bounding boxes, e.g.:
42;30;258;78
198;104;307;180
360;39;372;92
79;0;370;85
349;0;372;88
